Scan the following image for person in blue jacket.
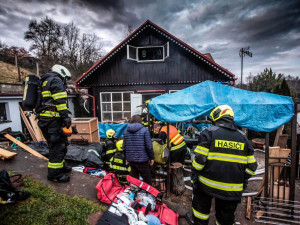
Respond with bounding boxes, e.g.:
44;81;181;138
123;114;154;185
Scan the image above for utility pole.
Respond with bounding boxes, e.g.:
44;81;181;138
239;47;252;88
36;60;39;77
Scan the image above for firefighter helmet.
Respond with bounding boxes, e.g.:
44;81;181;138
209;105;234;122
106;129;116;139
116;140;123;151
52;64;71;79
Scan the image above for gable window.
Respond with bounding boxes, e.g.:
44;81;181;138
100;92;133;122
127;42;169;62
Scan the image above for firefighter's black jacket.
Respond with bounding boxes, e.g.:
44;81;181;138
192;119;258;200
109;151;131;182
104;138;116;162
38;71;69;119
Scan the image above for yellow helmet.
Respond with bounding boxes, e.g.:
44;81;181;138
209;105;234;122
116;140;123;151
106;129;116;139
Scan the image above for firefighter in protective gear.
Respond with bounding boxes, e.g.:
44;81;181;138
158;124;187;165
141;100;153;128
109;139;131;183
37;64;72;182
103;129;117;170
190;105;258;225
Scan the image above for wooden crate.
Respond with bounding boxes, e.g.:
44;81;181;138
68;130;100;143
71;117;99;134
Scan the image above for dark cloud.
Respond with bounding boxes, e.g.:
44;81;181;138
0;0;299;78
0;7;7;15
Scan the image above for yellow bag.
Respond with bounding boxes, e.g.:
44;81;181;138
152;141;167;164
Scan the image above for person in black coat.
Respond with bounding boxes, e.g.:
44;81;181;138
189;105;257;225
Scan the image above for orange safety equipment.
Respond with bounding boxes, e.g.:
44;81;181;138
160;125;184;145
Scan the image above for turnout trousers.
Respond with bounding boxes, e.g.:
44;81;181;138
38;118;68;179
192;186;239;225
129;162;152;185
170;143;187;165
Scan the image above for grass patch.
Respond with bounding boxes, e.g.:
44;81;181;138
0;60;33;84
0;177;106;225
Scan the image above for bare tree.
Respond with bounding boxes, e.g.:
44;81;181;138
24;17;104;79
24;16;63;72
121;24;134;40
77;33;103;77
62;22;80;69
0;44;31;65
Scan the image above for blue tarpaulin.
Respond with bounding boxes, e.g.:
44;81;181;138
98;123;129;138
148;81;294;132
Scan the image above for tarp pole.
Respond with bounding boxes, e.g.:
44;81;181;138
264;132;269;198
290;102;297;202
166;123;170;197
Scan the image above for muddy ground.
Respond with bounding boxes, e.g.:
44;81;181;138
1;144;298;225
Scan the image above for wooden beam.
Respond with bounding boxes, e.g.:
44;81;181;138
273;125;284;147
27;113;46;142
0;147;17;160
4;134;48;161
19;105;38;142
246;196;252;220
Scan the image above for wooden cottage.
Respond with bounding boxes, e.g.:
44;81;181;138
75;20;236;122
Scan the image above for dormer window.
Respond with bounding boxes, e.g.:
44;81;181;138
127;42;169;62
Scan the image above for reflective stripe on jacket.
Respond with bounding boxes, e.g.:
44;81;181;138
109;152;131;174
160;125;184;145
192;125;258;200
39;72;69;118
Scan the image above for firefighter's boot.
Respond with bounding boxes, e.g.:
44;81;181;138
48;174;70;182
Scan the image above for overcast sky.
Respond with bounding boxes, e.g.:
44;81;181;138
0;0;299;82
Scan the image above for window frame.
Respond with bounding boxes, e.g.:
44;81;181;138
0;102;10;123
126;42;169;62
100;91;133;122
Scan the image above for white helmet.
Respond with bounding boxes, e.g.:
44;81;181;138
51;64;71;79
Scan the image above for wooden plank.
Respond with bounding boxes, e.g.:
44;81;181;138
27;113;46;141
269;147;290;183
277;134;288;148
19;106;38;142
256;176;265;197
255;210;264;219
4;134;48;161
0;147;17;160
273;125;284;147
246;196;252;220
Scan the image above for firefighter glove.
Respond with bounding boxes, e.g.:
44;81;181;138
63;117;71;128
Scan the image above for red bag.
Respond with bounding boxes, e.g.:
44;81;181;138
157;203;179;225
126;175;161;198
95;173;126;204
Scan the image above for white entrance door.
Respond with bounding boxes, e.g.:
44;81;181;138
130;94;142;116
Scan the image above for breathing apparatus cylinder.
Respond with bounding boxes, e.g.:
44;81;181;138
22;74;40;111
